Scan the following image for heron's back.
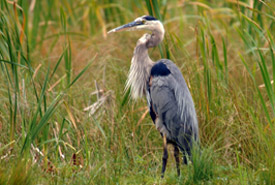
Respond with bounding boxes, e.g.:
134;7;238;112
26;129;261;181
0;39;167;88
146;59;199;151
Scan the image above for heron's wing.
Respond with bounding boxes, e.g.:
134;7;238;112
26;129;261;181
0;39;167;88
148;59;199;146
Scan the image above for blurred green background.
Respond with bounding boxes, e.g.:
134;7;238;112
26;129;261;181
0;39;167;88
0;0;274;184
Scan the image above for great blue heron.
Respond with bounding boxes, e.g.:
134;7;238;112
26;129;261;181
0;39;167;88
108;15;199;177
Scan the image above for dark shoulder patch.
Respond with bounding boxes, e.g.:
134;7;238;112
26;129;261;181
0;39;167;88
143;15;158;21
151;62;171;77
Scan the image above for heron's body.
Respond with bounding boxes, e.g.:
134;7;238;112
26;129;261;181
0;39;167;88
147;59;199;146
108;15;199;177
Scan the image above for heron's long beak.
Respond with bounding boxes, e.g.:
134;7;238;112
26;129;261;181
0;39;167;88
107;21;143;34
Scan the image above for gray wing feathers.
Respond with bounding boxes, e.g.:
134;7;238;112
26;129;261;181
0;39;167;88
150;60;199;143
151;75;180;136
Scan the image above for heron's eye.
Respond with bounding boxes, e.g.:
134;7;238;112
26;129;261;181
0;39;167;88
142;20;146;24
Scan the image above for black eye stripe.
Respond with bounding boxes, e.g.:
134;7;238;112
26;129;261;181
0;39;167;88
143;15;158;21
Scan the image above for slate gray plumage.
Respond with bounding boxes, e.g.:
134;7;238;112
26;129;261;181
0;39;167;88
148;59;199;144
108;15;199;177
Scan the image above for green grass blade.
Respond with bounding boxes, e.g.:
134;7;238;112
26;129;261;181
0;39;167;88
67;54;96;88
257;49;275;115
30;94;63;142
30;0;42;50
240;53;271;123
91;116;106;140
222;36;228;85
49;46;67;82
21;68;51;152
121;87;131;108
0;59;28;69
145;0;153;16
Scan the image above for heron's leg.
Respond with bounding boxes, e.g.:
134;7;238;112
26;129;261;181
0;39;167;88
161;134;168;178
174;145;180;176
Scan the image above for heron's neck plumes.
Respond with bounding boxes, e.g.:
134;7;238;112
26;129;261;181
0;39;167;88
125;24;164;99
125;35;154;99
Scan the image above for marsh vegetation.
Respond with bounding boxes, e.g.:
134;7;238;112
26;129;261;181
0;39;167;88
0;0;274;184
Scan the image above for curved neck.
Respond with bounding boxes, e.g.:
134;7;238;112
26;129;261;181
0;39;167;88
125;38;154;99
125;28;164;99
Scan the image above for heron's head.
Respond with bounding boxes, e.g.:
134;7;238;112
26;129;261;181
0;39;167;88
107;15;164;35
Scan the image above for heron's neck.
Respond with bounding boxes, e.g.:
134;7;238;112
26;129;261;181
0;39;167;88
125;28;164;99
125;39;154;99
146;29;164;48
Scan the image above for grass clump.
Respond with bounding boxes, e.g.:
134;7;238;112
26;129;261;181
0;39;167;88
0;158;35;185
186;145;215;184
